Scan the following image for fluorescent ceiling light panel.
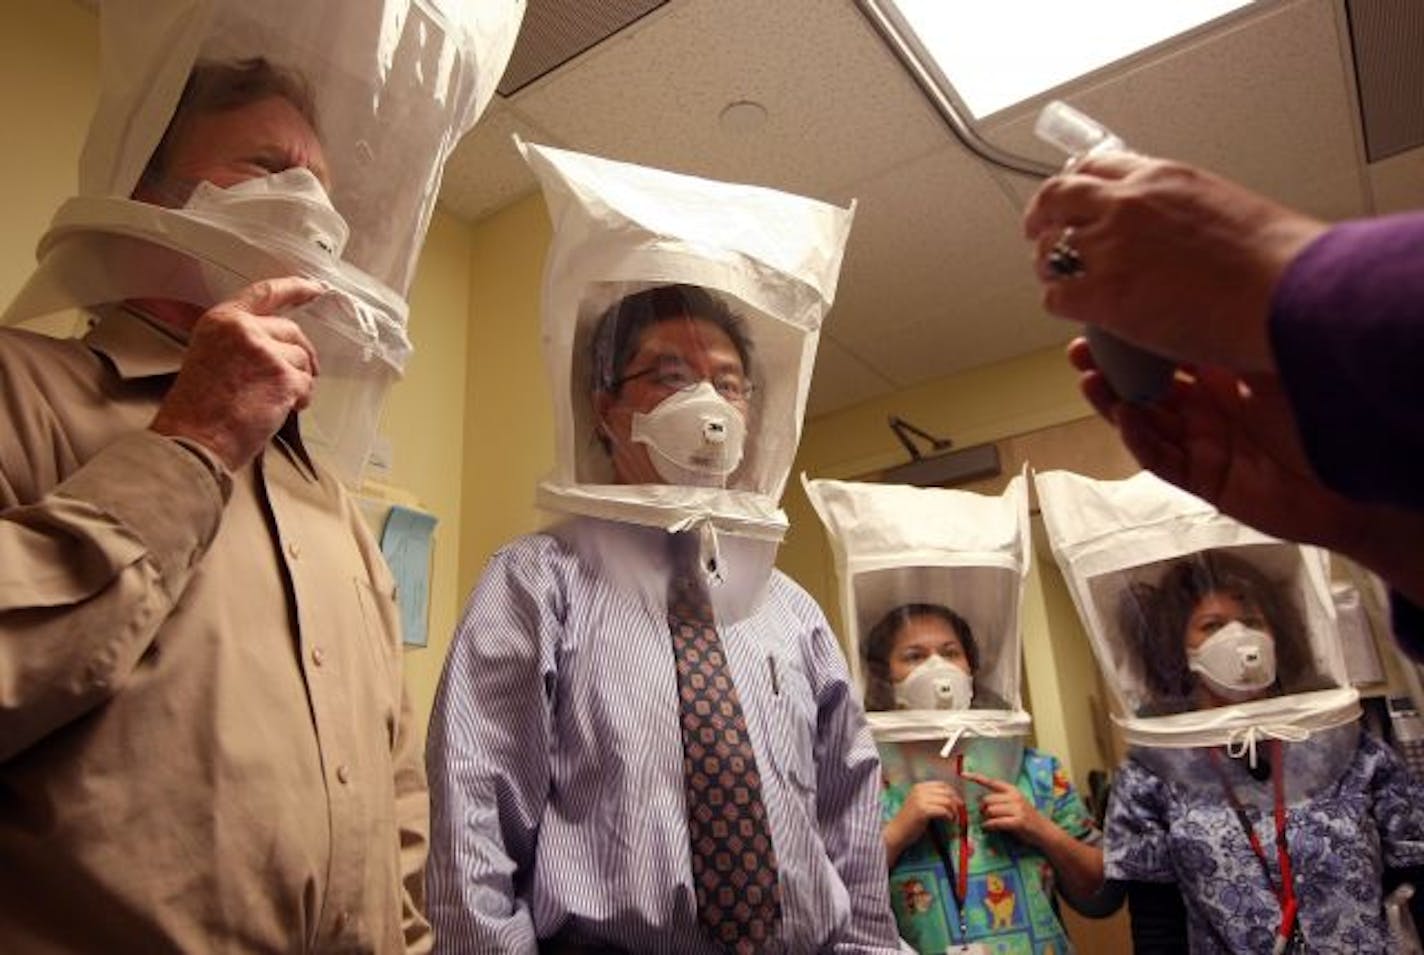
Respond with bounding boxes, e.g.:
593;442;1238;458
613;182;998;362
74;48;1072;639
892;0;1254;118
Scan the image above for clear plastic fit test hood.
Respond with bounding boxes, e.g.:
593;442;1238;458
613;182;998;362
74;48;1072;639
1035;469;1358;752
805;473;1034;745
4;0;525;479
519;138;856;541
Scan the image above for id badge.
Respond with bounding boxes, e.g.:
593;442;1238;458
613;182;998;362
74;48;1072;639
1279;925;1307;955
945;945;991;955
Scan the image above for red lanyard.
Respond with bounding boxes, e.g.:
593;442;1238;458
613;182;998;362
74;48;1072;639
1210;739;1298;952
926;753;973;941
953;753;970;906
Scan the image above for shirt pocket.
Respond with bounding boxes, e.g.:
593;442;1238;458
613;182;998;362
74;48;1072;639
761;648;819;802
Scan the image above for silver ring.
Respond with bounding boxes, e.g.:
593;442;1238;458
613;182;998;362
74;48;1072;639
1046;226;1085;279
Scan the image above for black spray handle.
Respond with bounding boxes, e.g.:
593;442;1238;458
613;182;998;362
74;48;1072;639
1035;101;1175;402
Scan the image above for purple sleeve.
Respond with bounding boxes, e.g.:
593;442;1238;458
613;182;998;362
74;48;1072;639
1268;211;1424;510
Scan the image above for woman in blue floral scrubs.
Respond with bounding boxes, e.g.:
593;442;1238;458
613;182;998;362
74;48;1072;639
867;603;1105;954
1105;552;1424;954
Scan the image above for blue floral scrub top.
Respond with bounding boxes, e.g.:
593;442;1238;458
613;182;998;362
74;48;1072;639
882;748;1098;955
1106;733;1424;954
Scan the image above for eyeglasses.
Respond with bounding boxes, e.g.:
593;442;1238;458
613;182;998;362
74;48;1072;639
612;358;755;402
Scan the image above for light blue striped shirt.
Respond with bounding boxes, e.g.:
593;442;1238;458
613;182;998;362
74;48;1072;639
427;519;905;953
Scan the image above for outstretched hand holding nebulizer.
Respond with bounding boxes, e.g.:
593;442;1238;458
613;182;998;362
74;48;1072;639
1034;100;1177;403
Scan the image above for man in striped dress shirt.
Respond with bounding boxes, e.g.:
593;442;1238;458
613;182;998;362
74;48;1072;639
425;285;906;953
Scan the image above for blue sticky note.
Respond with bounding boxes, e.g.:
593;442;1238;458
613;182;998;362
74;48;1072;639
379;505;437;648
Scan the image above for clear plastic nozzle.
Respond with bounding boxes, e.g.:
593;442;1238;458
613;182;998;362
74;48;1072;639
1033;99;1174;403
1035;100;1125;159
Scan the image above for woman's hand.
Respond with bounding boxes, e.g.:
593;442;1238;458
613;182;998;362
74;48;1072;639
964;770;1107;903
1023;152;1326;373
963;771;1049;846
883;781;964;868
900;781;964;833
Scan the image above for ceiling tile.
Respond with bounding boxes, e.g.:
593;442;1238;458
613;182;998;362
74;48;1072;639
823;143;1047;384
497;0;669;96
502;0;951;198
1368;147;1424;214
435;0;1378;417
805;332;897;418
439;102;558;222
984;0;1368;221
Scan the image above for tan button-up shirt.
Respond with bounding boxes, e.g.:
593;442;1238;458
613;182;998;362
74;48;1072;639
0;311;431;954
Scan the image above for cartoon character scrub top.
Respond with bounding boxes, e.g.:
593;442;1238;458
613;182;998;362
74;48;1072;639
882;749;1098;955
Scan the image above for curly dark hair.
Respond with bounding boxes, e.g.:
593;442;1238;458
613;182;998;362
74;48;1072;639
1119;550;1325;711
862;603;1001;712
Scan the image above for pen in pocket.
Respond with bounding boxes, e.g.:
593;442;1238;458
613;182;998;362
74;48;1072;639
767;654;781;696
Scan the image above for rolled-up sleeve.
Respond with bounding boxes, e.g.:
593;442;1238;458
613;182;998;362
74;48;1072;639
0;430;229;762
426;540;564;954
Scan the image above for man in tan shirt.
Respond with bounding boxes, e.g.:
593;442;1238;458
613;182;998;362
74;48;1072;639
0;60;430;952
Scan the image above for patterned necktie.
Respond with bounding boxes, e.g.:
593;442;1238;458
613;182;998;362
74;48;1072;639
666;539;783;953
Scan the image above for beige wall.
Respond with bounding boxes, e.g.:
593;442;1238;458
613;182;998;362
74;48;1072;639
456;193;554;599
0;0;98;308
384;209;475;726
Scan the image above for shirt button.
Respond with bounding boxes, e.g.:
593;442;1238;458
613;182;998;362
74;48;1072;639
336;764;351;785
311;647;325;667
287;541;301;560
